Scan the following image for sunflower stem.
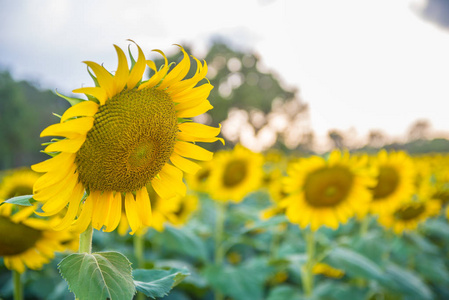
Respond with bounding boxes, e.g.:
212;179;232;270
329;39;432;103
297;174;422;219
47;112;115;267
13;270;23;300
214;200;226;300
133;233;145;269
79;223;93;254
359;215;370;236
301;228;315;297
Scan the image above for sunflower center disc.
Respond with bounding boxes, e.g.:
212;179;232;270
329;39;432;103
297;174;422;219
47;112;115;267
6;186;34;199
76;88;178;192
372;166;400;200
394;204;425;220
304;166;354;207
0;216;42;256
223;159;247;188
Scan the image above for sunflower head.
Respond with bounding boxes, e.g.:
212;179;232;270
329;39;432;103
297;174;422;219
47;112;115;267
32;41;222;235
208;144;264;202
0;168;40;201
282;150;376;231
368;150;416;216
377;198;441;234
0;202;74;273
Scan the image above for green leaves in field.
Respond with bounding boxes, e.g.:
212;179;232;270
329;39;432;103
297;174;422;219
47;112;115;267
203;258;273;300
0;195;34;206
58;251;135;300
133;268;190;298
325;247;384;281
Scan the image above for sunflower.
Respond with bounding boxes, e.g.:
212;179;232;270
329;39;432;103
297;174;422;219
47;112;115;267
0;202;74;273
0;168;40;200
377;198;441;234
208;144;264;202
260;168;287;220
282;150;376;231
32;41;222;235
368;150;415;216
185;160;213;194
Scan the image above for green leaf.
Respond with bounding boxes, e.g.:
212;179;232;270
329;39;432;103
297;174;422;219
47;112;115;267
55;90;85;106
159;226;208;262
132;268;190;299
203;258;273;300
0;195;34;206
324;247;384;281
380;264;433;300
266;285;302;300
58;251;135;300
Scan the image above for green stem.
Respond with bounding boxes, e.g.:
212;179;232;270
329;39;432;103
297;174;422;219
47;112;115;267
301;229;315;297
214;201;226;300
133;233;145;269
13;270;23;300
79;223;93;254
270;223;284;260
359;215;370;236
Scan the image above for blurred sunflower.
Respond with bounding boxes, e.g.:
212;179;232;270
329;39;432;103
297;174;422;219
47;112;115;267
377;198;441;234
260;169;287;220
32;42;222;235
0;168;40;200
0;203;73;273
208;144;264;202
282;150;376;231
368;150;415;216
185;160;213;194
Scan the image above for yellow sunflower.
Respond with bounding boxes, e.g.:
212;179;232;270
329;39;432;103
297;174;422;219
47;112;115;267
32;41;222;235
185;160;213;194
282;150;376;231
208;144;264;202
0;203;74;273
377;198;441;234
368;150;415;216
0;168;40;201
260;169;287;220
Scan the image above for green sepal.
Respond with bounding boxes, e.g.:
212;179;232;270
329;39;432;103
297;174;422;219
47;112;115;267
132;268;190;299
128;44;137;70
0;195;34;207
55;90;85;106
58;251;135;300
87;67;100;87
52;112;62;119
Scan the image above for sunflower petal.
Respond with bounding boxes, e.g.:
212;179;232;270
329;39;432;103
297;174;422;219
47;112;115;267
125;192;142;235
40;117;94;138
71;195;94;233
44;136;86;153
170;152;201;174
113;45;129;94
136;186;152;226
72;87;108;106
83;61;115;99
60;100;99;122
32;152;75;173
174;141;213;161
103;192;122;232
127;43;146;89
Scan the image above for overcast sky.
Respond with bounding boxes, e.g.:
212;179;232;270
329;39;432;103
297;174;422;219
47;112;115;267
1;0;448;140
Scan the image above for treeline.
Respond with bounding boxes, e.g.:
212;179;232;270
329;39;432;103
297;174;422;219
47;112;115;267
0;71;69;169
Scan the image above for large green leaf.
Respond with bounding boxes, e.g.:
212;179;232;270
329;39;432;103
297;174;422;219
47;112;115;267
132;268;190;298
324;247;384;281
266;285;302;300
380;264;433;300
203;258;273;300
159;226;209;262
58;251;135;300
0;195;34;206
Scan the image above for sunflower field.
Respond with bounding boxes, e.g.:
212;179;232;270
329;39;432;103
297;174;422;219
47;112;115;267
1;42;449;300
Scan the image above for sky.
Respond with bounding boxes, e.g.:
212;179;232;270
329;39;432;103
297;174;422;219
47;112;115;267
1;0;448;143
